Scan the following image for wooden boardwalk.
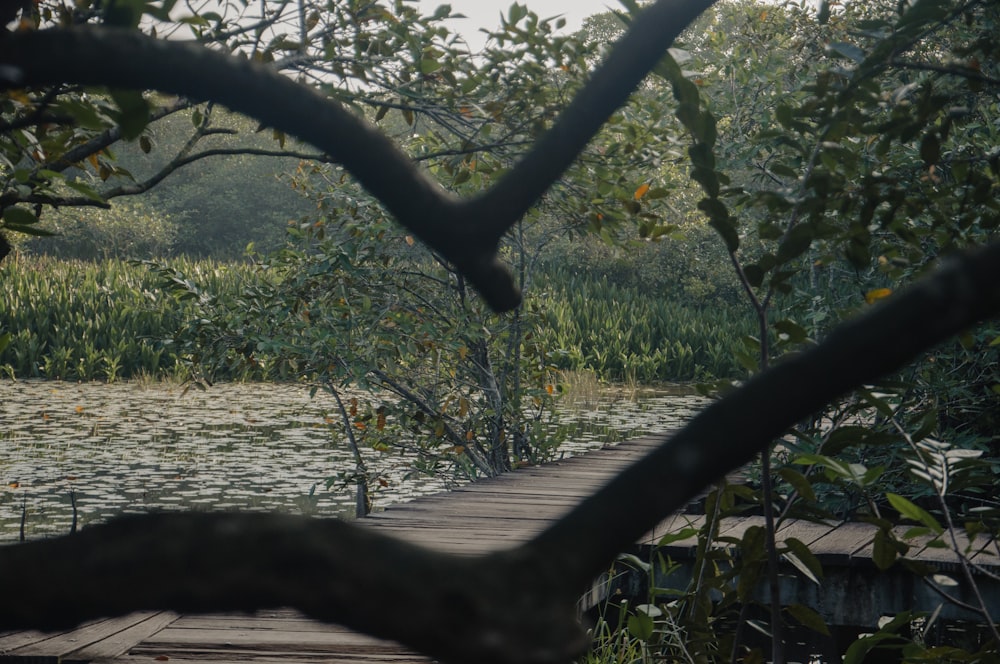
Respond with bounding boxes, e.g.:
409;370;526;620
2;435;998;663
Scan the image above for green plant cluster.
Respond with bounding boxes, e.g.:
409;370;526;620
0;256;249;380
0;255;755;385
535;266;753;383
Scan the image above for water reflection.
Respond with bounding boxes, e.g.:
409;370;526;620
0;380;706;542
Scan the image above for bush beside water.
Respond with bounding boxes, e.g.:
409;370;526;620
0;257;750;383
0;257;249;380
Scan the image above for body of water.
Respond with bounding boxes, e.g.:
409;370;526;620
0;380;706;542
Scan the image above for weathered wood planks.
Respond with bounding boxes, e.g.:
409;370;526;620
0;612;178;663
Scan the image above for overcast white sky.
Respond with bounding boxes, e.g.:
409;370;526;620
416;0;619;48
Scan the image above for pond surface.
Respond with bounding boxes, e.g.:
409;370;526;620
0;380;707;542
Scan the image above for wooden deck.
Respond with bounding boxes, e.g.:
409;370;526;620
2;435;998;663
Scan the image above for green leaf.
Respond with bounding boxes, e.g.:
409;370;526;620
783;539;823;585
3;207;38;226
627;612;654;641
776;224;814;264
872;528;898;570
774;319;808;345
777;467;816;502
826;41;865;63
886;493;943;534
0;332;11;354
505;2;527;24
843;631;897;664
785;603;830;636
657;527;699;546
420;57;442;75
109;89;151;140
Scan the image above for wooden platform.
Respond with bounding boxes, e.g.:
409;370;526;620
2;435;998;663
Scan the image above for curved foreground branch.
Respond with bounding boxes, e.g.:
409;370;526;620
0;0;716;311
2;242;999;664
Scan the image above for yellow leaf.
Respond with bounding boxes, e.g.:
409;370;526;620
545;384;554;395
634;183;651;200
465;430;473;442
349;397;358;417
404;235;415;246
864;288;892;305
458;397;469;418
75;405;84;414
354;421;366;430
458;345;468;360
376;412;386;431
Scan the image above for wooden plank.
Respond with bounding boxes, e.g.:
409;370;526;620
896;529;997;570
167;616;353;632
775;519;839;547
4;614;160;658
71;612;179;660
808;521;878;563
138;625;402;652
1;627;78;654
108;653;430;664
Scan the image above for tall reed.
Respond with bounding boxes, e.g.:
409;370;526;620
532;267;752;382
1;258;750;383
0;256;248;380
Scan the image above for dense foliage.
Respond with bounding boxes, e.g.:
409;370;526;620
3;0;1000;660
578;0;1000;661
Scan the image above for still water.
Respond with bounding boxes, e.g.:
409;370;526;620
0;380;706;542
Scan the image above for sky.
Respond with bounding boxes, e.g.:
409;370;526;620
416;0;618;48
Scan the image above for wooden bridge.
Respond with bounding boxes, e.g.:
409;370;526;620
2;436;998;664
